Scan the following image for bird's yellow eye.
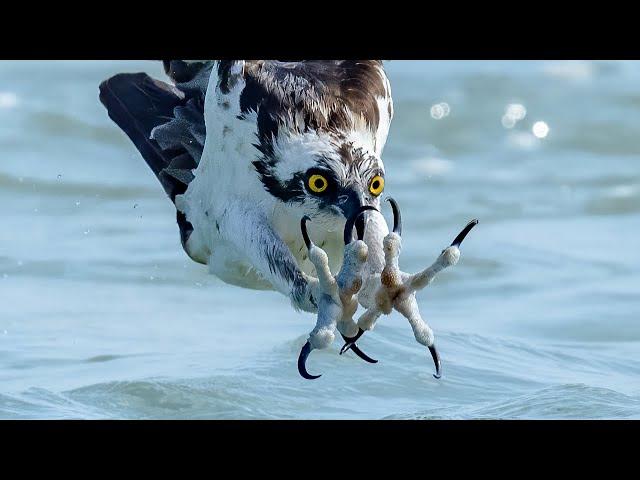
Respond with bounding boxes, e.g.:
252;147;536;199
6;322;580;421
308;174;329;193
369;175;385;196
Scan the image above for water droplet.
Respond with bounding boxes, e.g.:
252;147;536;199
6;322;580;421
505;103;527;121
75;201;81;206
430;102;450;120
502;103;527;129
133;203;139;209
57;174;62;180
532;121;550;139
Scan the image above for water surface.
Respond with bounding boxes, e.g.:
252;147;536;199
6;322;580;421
1;60;638;419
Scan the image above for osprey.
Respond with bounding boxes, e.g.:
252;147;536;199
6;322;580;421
99;60;476;380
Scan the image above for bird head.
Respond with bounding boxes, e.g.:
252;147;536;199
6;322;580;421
254;130;385;235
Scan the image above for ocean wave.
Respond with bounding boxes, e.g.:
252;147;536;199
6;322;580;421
387;384;640;419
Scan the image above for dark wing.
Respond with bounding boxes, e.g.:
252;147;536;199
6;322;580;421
99;61;213;256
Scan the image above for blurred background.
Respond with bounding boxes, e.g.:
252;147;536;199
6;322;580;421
0;61;638;419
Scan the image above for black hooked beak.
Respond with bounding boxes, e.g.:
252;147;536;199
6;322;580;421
450;219;479;248
297;341;321;380
343;205;378;245
386;197;402;236
428;345;442;379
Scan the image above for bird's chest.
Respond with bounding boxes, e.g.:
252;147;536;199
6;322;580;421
270;205;346;277
283;225;344;277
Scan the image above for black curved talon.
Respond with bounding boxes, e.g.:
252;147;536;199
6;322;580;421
340;332;378;363
343;205;378;245
339;329;378;363
386;197;402;236
339;328;364;355
301;216;313;250
428;345;442;379
297;341;321;380
450;219;479;248
349;344;378;364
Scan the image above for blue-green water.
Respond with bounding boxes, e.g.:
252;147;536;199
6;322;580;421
1;61;639;419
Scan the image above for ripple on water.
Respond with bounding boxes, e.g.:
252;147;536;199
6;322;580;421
585;184;640;215
387;384;640;419
64;378;289;419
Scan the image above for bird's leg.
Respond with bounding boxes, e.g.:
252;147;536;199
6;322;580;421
337;211;389;357
391;216;477;378
305;231;341;349
341;197;478;379
340;229;404;356
296;218;341;379
392;200;477;378
297;207;378;379
393;293;442;378
334;208;379;364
